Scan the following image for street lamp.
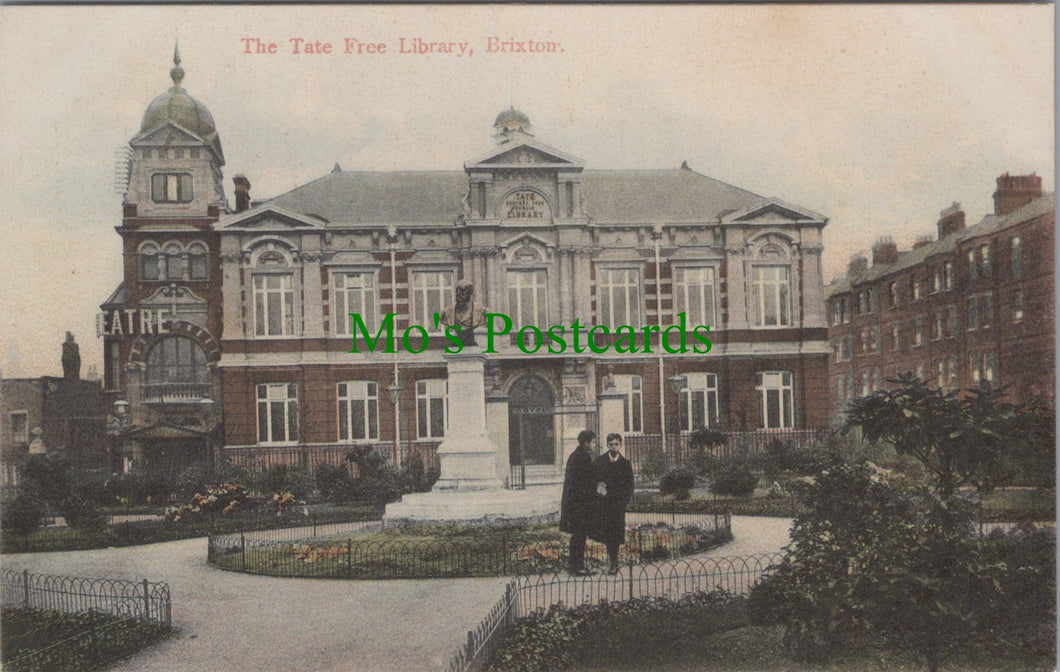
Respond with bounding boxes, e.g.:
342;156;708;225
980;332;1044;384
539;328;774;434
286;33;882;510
384;380;403;467
666;375;687;466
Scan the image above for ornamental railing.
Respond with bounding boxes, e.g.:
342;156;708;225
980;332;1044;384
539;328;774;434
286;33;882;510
0;570;171;628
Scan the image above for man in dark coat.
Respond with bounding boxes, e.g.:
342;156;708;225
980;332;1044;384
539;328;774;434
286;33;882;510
560;429;597;575
592;433;634;574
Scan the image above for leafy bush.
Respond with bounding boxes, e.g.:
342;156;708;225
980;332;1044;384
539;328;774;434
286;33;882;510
59;489;108;532
659;469;696;500
688;426;727;449
258;464;317;500
175;460;215;500
315;464;355;501
17;455;71;507
762;439;822;477
710;465;757;497
403;452;440;493
1;494;43;536
639;446;668;480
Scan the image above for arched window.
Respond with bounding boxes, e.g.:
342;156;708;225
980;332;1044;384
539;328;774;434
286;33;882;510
139;242;160;280
188;242;208;280
163;242;184;280
145;335;209;400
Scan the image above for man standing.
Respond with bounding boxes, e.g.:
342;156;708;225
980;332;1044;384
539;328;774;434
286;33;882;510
592;433;634;575
560;429;597;576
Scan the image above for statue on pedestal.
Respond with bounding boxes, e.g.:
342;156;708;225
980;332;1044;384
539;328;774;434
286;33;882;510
62;332;80;381
441;279;487;346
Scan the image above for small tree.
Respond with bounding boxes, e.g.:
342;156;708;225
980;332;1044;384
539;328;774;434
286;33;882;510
843;374;1048;498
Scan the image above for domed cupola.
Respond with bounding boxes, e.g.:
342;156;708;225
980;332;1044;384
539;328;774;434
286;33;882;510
493;107;534;144
139;45;223;163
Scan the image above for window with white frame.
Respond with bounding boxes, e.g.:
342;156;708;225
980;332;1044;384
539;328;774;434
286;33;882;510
257;383;298;444
943;262;953;290
337;381;379;441
913;315;923;346
933;311;944;340
888;282;899;308
982;293;993;328
674;267;717;326
891;321;900;352
139;242;161;280
163;242;183;280
10;412;28;445
980;244;992;277
912;277;921;301
597;268;641;329
416;379;447;439
253;274;295;336
334;271;378;335
679;372;720;430
967;249;977;281
151;173;193;203
756;371;794;429
412;271;454;330
752;266;791;327
507;270;548;329
613;374;643;433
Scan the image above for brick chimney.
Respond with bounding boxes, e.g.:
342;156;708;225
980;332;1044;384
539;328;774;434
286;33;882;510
872;236;898;266
912;235;934;250
993;173;1042;216
847;253;869;278
234;175;251;213
937;202;965;239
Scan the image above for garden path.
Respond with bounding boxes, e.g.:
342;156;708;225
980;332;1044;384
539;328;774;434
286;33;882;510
1;516;792;671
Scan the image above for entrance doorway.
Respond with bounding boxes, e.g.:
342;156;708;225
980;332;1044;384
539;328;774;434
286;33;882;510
508;375;555;467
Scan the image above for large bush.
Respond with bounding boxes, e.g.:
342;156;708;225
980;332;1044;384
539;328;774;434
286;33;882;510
1;494;43;536
710;464;757;497
258;464;317;500
59;488;108;532
659;469;696;500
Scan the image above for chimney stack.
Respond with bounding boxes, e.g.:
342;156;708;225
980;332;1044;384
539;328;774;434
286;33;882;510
993;173;1042;216
872;236;898;266
912;234;934;250
847;253;869;278
937;202;965;239
234;175;251;213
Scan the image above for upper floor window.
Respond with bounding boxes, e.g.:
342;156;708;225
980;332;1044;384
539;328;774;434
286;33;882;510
674;267;716;326
334;271;378;336
752;266;790;327
151;173;193;203
1013;290;1024;321
613;374;643;433
967;296;979;330
597;268;642;329
967;249;978;281
507;270;548;329
891;321;900;352
139;243;161;280
253;274;295;336
188;242;208;281
412;271;454;330
679;372;720;430
933;311;944;340
981;293;993;328
163;242;183;280
947;305;959;338
337;381;379;442
858;291;869;315
912;277;921;301
416;379;447;439
913;315;923;346
756;371;794;429
9;411;28;445
888;282;898;308
145;335;208;388
980;244;992;277
943;262;953;290
1010;236;1022;279
257;382;298;444
932;269;941;294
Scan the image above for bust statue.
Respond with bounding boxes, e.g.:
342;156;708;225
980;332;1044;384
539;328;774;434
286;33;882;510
441;279;486;346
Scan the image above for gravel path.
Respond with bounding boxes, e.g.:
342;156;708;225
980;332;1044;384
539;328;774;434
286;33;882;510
1;516;793;671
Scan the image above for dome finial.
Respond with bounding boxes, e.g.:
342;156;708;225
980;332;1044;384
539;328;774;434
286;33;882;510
170;41;185;88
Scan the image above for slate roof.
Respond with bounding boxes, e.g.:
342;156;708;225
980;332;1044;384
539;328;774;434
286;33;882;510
262;168;773;226
825;193;1054;299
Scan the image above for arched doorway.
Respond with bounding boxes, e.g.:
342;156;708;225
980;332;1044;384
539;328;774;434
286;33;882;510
508;375;555;467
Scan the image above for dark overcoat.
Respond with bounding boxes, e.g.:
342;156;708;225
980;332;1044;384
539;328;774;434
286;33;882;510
590;453;634;546
559;445;596;535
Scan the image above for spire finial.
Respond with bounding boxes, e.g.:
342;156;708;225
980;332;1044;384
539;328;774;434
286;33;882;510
170;41;185;88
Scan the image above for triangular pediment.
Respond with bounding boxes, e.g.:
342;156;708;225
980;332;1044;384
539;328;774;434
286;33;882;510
219;206;326;231
465;138;585;171
722;198;827;225
131;121;207;147
498;232;555;263
142;286;207;308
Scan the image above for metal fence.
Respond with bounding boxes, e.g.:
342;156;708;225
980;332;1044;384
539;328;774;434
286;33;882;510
220;441;441;476
447;551;783;672
206;512;732;579
0;570;171;627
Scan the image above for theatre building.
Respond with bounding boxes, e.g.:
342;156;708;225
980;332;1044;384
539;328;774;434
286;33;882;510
107;53;831;484
825;174;1055;423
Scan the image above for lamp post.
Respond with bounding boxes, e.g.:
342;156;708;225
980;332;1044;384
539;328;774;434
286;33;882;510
385;380;403;467
666;375;687;468
199;397;215;477
111;399;131;474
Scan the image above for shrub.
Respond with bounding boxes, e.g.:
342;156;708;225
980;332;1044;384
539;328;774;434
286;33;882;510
688;426;727;449
762;439;822;477
402;452;440;493
315;464;355;501
659;469;696;500
175;461;215;499
711;465;757;497
1;494;43;536
639;446;668;480
59;489;108;532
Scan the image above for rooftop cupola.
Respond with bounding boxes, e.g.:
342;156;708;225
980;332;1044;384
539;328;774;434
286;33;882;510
492;107;534;144
139;44;223;164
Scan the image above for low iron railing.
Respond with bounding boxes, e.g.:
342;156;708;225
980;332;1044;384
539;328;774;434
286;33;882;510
0;570;171;628
446;551;783;672
220;441;441;476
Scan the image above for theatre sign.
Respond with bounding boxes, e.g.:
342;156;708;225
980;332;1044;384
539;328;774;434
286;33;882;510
96;308;171;337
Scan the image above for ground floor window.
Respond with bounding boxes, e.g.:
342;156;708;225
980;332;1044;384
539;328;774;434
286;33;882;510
613;374;643;433
416;379;447;439
756;371;794;429
679;372;719;430
337;381;379;441
257;383;298;444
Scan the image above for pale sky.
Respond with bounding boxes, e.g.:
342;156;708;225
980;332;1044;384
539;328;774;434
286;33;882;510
0;4;1053;378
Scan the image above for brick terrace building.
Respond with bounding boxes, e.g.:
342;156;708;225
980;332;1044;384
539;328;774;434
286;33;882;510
825;174;1055;423
106;53;832;484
